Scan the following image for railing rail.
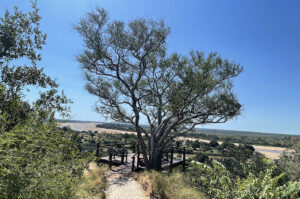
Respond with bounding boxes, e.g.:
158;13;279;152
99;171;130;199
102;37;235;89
130;146;186;172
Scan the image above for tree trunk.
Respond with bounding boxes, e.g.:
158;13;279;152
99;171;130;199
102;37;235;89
136;131;150;169
149;135;162;170
136;127;166;171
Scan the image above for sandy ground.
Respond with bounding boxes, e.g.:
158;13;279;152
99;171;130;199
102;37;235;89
58;122;137;135
59;122;288;159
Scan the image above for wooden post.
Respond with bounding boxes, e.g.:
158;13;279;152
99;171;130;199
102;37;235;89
125;152;128;163
121;151;124;164
109;153;112;170
96;143;100;157
137;149;140;169
182;147;186;172
131;156;135;172
170;148;174;172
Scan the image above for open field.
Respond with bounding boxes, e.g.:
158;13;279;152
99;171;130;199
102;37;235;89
58;122;290;159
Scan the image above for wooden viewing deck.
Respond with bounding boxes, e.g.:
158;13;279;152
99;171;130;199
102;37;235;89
98;146;187;172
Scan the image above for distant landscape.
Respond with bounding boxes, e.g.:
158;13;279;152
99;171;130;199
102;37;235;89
58;120;298;159
58;119;299;137
2;1;300;198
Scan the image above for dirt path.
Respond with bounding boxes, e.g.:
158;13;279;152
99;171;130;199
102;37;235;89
105;163;149;199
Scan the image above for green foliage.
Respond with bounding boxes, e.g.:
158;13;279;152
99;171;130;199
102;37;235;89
61;127;139;154
209;140;219;148
0;1;45;62
0;117;92;199
75;7;242;169
0;3;88;195
278;144;300;181
194;153;209;163
213;142;257;178
185;160;300;199
96;123;136;132
0;1;71;132
191;140;200;149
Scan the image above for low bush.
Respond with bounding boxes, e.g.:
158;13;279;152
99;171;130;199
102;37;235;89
185;160;300;199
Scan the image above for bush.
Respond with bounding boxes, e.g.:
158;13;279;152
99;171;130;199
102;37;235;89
209;140;219;148
191;141;200;149
278;144;300;181
0;117;92;199
194;153;209;163
185;160;300;199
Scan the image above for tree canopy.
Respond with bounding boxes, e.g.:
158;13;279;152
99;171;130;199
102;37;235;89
0;1;70;131
76;8;242;170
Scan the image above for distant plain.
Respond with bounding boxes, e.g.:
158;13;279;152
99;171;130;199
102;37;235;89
58;121;295;159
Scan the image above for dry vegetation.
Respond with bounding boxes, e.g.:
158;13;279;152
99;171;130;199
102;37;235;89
76;162;108;199
135;171;207;199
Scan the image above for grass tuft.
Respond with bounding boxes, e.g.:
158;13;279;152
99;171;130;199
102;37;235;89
76;162;108;199
135;171;207;199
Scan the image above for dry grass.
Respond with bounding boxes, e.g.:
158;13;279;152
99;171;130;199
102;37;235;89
76;162;108;199
135;171;207;199
134;172;152;196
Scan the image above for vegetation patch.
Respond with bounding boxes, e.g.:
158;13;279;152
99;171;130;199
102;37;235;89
135;171;207;199
76;162;107;199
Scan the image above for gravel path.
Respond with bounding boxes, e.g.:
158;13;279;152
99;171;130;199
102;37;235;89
105;163;149;199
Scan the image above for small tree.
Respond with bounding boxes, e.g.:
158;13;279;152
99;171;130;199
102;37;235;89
75;8;242;170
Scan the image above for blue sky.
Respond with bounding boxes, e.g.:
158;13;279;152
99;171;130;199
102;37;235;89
1;0;300;135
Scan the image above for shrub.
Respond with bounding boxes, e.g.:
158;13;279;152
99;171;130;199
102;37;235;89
194;153;209;163
209;140;219;148
0;117;92;199
278;144;300;181
185;159;300;199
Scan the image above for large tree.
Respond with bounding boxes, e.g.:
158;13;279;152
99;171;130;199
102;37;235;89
75;8;242;170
